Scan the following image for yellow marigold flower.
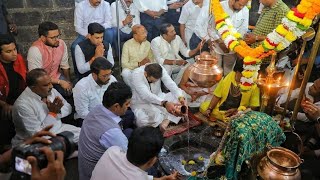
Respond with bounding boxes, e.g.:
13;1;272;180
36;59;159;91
181;160;187;165
191;171;197;176
286;11;302;23
229;41;240;51
233;32;242;39
275;43;286;51
275;25;289;36
262;40;276;50
285;31;297;42
188;160;196;165
299;18;312;27
242;70;254;78
222;31;231;39
215;152;225;165
216;21;226;29
240;84;252;91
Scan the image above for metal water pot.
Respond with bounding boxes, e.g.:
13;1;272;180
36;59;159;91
189;55;223;88
257;146;303;180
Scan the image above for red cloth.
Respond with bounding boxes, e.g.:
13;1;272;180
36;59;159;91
163;112;202;138
0;54;27;101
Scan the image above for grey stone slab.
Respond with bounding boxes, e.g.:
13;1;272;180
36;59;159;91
26;0;53;8
44;9;74;23
6;0;24;9
12;11;42;26
55;0;74;8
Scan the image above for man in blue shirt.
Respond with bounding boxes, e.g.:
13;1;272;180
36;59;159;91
78;81;132;180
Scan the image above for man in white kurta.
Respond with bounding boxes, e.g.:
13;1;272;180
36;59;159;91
12;69;80;146
130;63;186;130
193;0;249;75
178;0;204;48
110;0;140;42
121;25;154;86
151;23;201;79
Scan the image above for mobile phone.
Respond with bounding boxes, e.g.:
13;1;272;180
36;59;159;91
15;156;32;175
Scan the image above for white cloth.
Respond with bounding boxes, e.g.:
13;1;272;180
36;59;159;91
12;87;80;146
276;83;318;122
91;146;153;180
151;35;190;75
130;64;185;127
74;44;114;74
73;74;117;119
111;1;140;34
74;0;112;36
133;0;167;12
178;0;202;48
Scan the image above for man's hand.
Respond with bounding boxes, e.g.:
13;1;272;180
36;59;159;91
159;119;170;132
59;80;72;94
123;14;133;26
244;33;256;45
190;91;208;102
157;170;180;180
224;108;238;117
302;101;320;121
168;2;184;9
140;57;151;66
27;147;66;180
175;60;188;66
94;44;105;58
47;97;64;114
9;23;18;34
164;101;178;115
1;102;12;120
24;125;56;145
178;97;187;107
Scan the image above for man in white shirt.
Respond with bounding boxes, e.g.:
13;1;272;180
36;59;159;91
151;23;201;78
111;0;140;42
71;0;113;73
134;0;168;41
11;69;80;146
91;127;179;180
121;25;154;86
130;63;186;131
192;0;249;75
74;23;114;80
164;0;186;36
73;57;117;124
179;0;204;48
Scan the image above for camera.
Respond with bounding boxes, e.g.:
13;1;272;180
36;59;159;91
11;131;76;179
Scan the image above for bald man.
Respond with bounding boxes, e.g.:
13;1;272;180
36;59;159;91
121;25;154;86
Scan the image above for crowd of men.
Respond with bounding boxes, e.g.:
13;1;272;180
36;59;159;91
1;0;320;179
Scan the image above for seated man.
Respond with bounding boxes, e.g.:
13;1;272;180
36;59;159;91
200;60;260;122
130;63;186;131
110;0;140;42
91;127;179;180
151;23;201;79
178;52;216;107
78;82;132;180
73;57;117;124
27;22;72;97
0;34;26;150
74;22;114;80
71;0;113;64
121;25;154;86
11;69;80;146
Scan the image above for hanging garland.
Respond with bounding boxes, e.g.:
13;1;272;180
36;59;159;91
210;0;320;91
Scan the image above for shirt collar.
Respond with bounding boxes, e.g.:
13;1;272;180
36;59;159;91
100;105;122;124
88;74;101;88
86;0;101;8
25;87;44;101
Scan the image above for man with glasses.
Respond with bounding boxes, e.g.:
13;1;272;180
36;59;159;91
121;25;154;87
73;57;117;126
193;0;249;75
27;21;73;97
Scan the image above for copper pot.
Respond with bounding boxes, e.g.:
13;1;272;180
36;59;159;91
257;146;303;180
189;55;223;88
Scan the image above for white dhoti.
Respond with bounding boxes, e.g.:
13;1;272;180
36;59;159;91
184;82;216;107
132;92;181;127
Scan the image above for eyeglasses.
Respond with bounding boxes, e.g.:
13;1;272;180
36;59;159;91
99;71;113;79
46;34;61;40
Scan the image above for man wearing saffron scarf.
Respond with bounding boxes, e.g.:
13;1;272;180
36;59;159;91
27;22;72;97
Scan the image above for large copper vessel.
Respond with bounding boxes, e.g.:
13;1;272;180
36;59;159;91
189;55;223;88
257;146;303;180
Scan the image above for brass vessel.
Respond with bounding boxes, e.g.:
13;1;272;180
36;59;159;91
189;55;223;88
257;146;303;180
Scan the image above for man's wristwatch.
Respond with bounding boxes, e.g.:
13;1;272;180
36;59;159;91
316;116;320;123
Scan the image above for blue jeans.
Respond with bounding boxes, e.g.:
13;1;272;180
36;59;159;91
140;12;165;42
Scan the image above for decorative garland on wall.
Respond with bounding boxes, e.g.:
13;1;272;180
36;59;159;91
210;0;320;91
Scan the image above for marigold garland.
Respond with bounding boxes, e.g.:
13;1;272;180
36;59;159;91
209;0;320;90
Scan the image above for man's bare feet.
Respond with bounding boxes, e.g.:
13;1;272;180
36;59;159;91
159;119;170;132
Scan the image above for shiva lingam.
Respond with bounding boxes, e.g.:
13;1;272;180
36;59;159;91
189;54;223;88
257;53;289;115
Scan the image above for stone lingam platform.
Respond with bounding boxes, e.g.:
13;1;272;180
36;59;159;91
159;125;221;179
